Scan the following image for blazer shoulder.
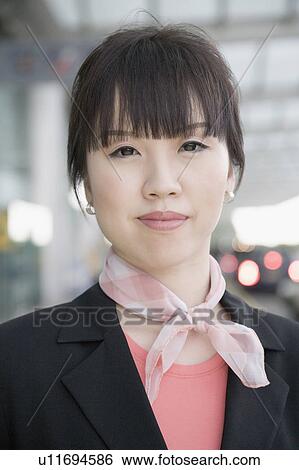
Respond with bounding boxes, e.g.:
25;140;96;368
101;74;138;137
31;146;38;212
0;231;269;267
261;308;299;330
0;283;100;350
0;300;73;358
259;307;299;353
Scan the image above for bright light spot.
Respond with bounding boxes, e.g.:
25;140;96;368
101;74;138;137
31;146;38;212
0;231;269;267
238;259;260;286
288;260;299;283
231;195;299;246
7;200;53;246
220;254;238;273
232;238;256;252
264;251;283;270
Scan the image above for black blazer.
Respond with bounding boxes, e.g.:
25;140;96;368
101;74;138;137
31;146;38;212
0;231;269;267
0;281;299;450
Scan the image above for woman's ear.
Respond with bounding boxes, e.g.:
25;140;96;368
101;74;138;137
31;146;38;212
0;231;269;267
226;163;236;193
83;177;93;204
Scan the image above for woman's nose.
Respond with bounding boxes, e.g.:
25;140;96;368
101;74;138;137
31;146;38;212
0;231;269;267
142;161;183;199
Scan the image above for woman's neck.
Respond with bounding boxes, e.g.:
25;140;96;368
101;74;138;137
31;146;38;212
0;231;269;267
139;248;211;309
115;245;231;330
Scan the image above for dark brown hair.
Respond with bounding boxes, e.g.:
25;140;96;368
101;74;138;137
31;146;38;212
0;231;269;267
67;21;245;215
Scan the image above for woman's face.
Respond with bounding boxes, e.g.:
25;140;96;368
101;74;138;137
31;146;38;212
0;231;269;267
84;118;235;272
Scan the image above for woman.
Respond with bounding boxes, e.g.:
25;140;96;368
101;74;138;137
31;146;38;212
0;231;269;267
1;22;299;451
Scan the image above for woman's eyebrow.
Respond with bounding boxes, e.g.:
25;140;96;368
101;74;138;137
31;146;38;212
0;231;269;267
106;121;207;137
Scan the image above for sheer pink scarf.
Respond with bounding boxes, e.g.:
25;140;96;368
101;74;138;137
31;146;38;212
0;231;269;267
99;246;270;405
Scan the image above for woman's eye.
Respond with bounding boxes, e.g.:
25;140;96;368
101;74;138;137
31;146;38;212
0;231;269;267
108;140;208;159
180;140;209;153
108;146;139;158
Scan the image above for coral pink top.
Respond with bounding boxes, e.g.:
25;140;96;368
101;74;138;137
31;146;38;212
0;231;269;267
124;333;229;450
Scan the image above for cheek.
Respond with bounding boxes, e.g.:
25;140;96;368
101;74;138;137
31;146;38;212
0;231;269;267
95;181;123;223
185;159;228;234
90;163;138;239
189;158;228;204
88;157;121;210
92;175;121;241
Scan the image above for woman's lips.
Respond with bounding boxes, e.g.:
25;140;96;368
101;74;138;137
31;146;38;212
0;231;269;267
138;211;188;220
137;218;188;231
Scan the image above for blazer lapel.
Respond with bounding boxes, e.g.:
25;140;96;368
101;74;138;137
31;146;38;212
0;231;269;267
57;283;289;450
219;290;289;449
56;283;168;449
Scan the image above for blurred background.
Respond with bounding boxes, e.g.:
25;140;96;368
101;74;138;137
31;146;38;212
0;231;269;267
0;0;299;324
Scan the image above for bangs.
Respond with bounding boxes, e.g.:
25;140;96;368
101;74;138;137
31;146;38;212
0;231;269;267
85;29;230;152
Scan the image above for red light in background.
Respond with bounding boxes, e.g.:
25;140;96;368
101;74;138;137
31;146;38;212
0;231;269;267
220;254;238;273
264;251;283;270
288;260;299;283
238;260;260;286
